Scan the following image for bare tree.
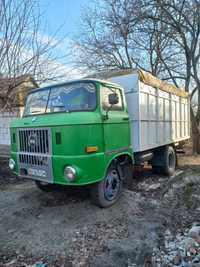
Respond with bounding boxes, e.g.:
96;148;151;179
73;0;139;71
141;0;200;153
73;0;173;75
74;0;200;154
0;0;69;109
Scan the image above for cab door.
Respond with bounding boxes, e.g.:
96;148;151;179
101;86;131;154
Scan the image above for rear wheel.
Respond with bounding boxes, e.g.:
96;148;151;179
35;180;59;192
162;146;176;176
152;145;176;176
90;163;123;208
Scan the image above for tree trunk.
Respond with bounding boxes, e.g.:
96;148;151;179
191;107;200;155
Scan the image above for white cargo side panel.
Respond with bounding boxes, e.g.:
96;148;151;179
138;82;190;152
109;72;190;153
139;82;158;151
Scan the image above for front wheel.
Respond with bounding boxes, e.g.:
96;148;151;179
90;163;123;208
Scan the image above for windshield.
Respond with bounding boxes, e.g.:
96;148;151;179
24;82;97;116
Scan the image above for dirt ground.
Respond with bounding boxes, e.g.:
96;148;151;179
0;151;200;267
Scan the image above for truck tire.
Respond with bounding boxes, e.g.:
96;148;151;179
122;162;133;190
162;146;176;176
35;180;59;192
90;162;123;208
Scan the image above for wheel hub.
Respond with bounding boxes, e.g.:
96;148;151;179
104;169;121;201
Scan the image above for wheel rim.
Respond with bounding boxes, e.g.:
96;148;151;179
104;168;121;201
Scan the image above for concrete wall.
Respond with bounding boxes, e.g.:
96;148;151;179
0;109;20;145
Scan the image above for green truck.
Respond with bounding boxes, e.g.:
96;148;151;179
9;70;190;207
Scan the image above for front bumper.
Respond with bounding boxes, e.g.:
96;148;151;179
10;152;105;186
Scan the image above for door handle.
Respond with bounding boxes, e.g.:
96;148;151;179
122;117;129;121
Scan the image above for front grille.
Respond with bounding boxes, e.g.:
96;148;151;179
16;128;53;182
18;128;50;154
19;153;49;166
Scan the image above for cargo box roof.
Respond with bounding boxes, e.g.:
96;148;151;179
87;69;189;98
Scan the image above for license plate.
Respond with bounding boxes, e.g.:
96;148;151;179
28;168;47;178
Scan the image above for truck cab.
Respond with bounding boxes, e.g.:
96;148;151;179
9;79;133;207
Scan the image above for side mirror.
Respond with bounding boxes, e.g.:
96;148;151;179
108;93;119;105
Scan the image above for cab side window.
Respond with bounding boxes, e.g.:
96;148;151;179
102;87;123;111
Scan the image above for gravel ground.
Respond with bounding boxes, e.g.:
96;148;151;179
0;156;200;267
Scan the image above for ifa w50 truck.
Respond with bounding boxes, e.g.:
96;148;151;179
9;69;190;207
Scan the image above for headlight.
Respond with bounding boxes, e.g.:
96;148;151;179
64;166;76;182
9;159;15;170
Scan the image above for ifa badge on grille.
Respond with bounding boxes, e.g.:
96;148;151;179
32;117;37;122
28;133;37;146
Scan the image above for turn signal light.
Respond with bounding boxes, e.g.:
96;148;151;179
86;146;98;153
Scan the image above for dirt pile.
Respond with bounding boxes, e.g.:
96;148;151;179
152;224;200;266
